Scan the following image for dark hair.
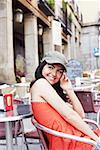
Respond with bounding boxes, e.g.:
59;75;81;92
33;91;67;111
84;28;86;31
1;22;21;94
30;60;68;102
30;61;46;88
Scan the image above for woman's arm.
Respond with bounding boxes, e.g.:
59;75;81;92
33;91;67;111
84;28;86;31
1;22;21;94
66;89;85;118
60;73;85;118
32;78;99;142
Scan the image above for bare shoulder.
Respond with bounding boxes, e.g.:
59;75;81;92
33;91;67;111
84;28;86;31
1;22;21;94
31;78;50;90
34;78;49;85
31;78;52;100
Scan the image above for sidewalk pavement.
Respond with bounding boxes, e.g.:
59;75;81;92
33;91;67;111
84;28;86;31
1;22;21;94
0;137;41;150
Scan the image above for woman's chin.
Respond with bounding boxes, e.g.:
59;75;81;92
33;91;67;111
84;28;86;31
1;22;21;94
47;80;55;85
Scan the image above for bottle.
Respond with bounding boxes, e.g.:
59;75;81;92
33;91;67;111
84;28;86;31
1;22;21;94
4;93;13;111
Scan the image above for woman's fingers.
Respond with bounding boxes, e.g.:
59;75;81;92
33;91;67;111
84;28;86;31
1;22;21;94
60;74;69;84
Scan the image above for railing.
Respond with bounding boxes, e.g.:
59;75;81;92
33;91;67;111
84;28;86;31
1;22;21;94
67;16;72;32
57;5;72;35
44;0;55;12
59;7;66;26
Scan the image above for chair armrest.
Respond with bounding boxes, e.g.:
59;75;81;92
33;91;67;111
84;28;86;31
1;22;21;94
83;118;100;129
32;118;96;145
97;110;100;125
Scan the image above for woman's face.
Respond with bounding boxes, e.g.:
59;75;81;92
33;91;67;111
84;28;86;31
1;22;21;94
42;63;64;85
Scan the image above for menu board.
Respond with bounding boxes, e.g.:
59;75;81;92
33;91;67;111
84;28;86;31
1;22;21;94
66;59;83;84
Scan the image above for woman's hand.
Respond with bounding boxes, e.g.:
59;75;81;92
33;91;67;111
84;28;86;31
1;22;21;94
60;73;73;92
60;73;85;118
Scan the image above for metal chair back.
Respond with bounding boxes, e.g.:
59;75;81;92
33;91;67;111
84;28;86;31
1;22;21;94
31;118;96;150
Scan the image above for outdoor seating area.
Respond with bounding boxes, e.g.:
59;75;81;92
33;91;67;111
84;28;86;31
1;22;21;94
73;72;100;125
0;0;100;149
0;75;100;150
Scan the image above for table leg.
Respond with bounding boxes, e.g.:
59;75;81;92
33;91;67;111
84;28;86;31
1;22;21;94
5;122;13;150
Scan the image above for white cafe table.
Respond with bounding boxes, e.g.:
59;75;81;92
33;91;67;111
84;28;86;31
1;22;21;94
0;104;32;150
73;84;96;91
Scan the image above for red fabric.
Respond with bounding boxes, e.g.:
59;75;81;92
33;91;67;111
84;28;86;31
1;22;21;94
32;102;100;150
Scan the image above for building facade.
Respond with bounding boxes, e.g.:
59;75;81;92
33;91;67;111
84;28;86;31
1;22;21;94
77;0;100;71
80;23;100;71
0;0;83;83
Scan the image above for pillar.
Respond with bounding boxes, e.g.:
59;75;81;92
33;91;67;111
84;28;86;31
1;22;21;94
0;0;15;84
24;14;39;81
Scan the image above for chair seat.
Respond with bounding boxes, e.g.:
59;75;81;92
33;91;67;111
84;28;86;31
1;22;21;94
24;130;40;139
13;99;23;104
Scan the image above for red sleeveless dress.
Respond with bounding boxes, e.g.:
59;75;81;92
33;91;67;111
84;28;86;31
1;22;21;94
32;102;100;150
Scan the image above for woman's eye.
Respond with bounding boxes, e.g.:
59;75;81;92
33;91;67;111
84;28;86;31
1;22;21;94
48;65;53;69
58;70;64;74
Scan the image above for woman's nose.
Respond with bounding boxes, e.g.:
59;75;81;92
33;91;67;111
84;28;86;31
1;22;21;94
52;70;57;76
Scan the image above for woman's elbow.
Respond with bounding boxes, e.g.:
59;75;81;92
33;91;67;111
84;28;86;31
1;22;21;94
77;109;85;119
81;112;85;119
64;109;85;122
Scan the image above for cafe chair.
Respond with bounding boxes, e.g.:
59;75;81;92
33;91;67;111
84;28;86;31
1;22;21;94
23;116;99;150
21;119;44;150
75;91;100;125
14;82;30;100
13;99;34;149
23;128;43;150
83;118;100;130
30;117;97;150
20;115;99;149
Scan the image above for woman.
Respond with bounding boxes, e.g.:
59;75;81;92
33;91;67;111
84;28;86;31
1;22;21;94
30;51;100;150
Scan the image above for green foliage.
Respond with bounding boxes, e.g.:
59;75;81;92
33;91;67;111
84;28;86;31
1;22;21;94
47;0;55;10
62;0;67;11
69;13;72;23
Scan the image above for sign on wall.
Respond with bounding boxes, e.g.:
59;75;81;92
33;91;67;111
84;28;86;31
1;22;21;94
52;20;61;46
93;48;100;56
66;59;83;84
